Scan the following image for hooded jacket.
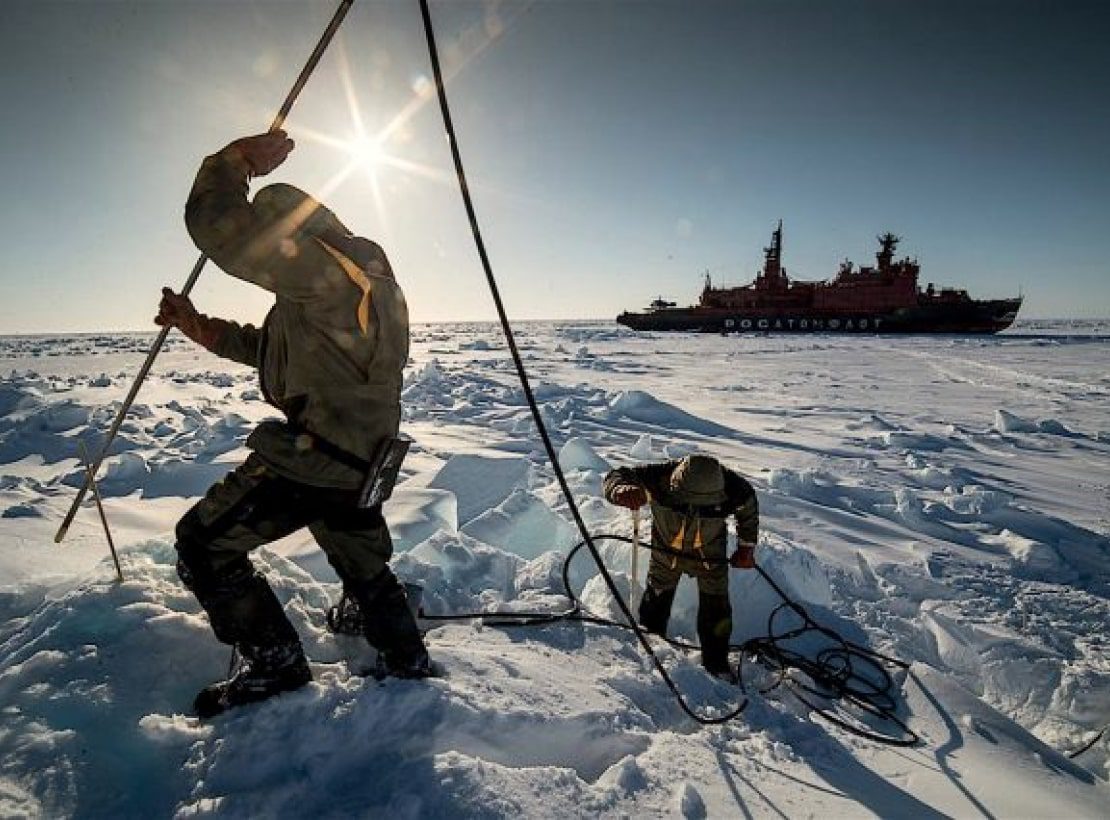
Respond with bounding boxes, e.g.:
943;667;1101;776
185;150;408;489
603;458;759;555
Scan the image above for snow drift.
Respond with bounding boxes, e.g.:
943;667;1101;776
1;321;1108;817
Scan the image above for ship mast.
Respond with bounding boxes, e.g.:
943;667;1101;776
876;231;900;271
759;220;786;286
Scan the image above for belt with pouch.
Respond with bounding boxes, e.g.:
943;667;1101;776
284;422;410;509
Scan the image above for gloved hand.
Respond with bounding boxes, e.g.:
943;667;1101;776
611;484;648;510
222;131;295;177
155;288;221;349
730;542;756;570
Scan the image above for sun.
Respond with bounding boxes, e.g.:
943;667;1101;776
345;135;385;174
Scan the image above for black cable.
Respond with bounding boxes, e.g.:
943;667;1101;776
353;532;916;746
1068;725;1107;759
416;0;744;725
414;0;916;743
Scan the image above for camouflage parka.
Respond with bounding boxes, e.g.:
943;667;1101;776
185;149;409;489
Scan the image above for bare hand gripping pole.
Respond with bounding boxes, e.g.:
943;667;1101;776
55;0;355;544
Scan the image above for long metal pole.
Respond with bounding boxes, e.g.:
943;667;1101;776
55;0;355;544
79;442;124;582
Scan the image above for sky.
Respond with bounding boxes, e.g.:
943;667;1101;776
0;0;1108;332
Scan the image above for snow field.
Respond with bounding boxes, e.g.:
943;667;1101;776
1;321;1108;816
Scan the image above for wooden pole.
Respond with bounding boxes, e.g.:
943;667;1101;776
79;442;124;582
630;507;642;612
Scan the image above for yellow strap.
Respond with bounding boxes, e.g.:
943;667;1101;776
315;238;372;336
668;519;684;568
692;521;710;570
671;518;710;570
670;519;704;549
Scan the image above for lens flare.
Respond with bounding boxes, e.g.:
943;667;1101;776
345;135;384;174
284;1;532;232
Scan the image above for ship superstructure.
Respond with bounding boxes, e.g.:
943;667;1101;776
618;223;1021;334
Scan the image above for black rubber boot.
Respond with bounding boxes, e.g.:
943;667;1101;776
697;592;735;681
184;564;312;716
194;642;312;719
638;585;678;636
327;584;424;638
351;570;433;680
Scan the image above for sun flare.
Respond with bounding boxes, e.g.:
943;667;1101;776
345;135;385;174
285;10;523;228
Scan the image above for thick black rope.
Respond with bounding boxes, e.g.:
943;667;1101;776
416;0;743;725
406;534;918;746
415;1;917;741
1068;724;1107;759
414;0;917;743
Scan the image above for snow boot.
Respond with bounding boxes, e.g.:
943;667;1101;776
698;592;734;680
326;592;365;637
194;641;312;718
326;583;423;638
370;649;436;681
638;584;677;636
185;564;312;717
351;570;433;680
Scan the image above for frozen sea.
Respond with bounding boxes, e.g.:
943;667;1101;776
1;319;1108;817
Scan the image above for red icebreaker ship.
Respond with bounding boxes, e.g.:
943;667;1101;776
617;223;1022;334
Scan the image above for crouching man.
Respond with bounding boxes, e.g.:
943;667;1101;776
161;132;431;718
603;454;758;681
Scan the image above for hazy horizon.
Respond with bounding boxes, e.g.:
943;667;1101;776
2;316;1108;339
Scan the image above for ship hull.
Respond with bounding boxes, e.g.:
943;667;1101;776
617;298;1022;334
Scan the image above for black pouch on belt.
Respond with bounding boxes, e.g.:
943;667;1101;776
357;437;410;509
271;420;411;509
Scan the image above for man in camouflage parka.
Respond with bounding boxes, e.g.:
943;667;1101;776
158;131;430;717
603;454;758;679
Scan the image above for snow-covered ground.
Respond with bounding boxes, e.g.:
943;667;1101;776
1;319;1108;817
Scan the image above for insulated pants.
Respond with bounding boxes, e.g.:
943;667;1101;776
640;544;733;674
175;454;423;664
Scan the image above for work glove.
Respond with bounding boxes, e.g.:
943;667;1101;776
155;288;221;349
611;484;648;510
730;542;756;570
222;131;295;178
